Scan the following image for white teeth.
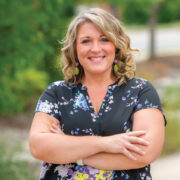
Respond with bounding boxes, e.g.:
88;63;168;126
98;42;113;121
90;57;104;62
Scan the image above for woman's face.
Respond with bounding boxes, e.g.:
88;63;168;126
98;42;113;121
76;22;116;77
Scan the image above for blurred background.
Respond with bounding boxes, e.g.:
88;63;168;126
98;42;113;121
0;0;180;179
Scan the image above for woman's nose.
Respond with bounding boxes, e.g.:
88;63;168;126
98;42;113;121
91;41;101;52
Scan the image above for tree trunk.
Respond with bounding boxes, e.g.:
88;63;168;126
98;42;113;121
149;2;163;61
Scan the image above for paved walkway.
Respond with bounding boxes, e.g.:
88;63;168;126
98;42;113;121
126;27;180;62
151;151;180;180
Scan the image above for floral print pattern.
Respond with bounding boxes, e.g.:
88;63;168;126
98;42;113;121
73;91;89;111
39;162;52;179
36;100;59;117
35;78;165;180
53;164;117;180
70;128;95;136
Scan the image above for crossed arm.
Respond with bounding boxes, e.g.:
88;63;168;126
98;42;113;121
83;108;165;170
29;108;165;170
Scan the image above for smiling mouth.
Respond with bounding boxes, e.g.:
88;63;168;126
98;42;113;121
88;56;105;62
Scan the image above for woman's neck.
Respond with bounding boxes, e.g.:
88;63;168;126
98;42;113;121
82;73;116;89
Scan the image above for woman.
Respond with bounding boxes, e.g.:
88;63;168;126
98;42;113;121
29;8;166;180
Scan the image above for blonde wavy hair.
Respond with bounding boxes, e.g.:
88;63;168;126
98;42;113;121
61;8;137;86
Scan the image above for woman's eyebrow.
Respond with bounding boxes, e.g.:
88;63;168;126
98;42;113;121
78;36;90;40
78;34;105;40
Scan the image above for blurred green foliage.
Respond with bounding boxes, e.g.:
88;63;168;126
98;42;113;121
160;86;180;155
0;0;179;115
0;159;35;180
110;0;180;24
121;1;150;24
0;0;76;115
0;138;37;180
164;86;180;110
0;69;48;115
163;115;180;155
159;0;180;23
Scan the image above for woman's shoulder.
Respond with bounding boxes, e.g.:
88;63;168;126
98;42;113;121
46;80;78;92
121;77;156;94
124;77;159;98
125;77;150;88
127;77;148;84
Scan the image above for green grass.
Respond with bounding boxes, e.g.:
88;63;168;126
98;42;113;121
164;86;180;110
162;114;180;156
0;140;37;180
0;159;35;180
161;85;180;155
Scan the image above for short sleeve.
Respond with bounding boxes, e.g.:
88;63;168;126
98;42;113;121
134;80;166;125
35;83;60;120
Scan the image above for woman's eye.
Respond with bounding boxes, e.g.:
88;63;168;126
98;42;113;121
101;38;109;42
81;39;90;44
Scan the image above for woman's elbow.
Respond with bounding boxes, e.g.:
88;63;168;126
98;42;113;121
137;148;163;168
138;133;165;167
29;133;68;164
133;155;153;169
137;155;153;168
29;133;44;160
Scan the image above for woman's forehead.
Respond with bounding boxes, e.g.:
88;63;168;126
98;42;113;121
76;22;105;38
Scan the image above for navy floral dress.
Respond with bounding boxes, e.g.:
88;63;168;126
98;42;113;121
35;78;165;180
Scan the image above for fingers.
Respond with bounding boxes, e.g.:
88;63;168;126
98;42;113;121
129;136;149;146
126;130;150;146
126;142;145;156
123;148;137;160
50;123;63;134
103;131;150;160
121;140;146;160
127;130;146;137
124;131;149;158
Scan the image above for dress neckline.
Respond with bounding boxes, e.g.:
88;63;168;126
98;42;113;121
79;79;119;91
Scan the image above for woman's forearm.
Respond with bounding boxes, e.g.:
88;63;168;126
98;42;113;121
83;109;165;171
30;133;104;164
83;152;148;170
30;130;148;165
30;112;106;164
29;112;150;165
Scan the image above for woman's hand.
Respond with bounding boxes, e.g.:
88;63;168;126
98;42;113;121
101;131;149;160
50;123;64;135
